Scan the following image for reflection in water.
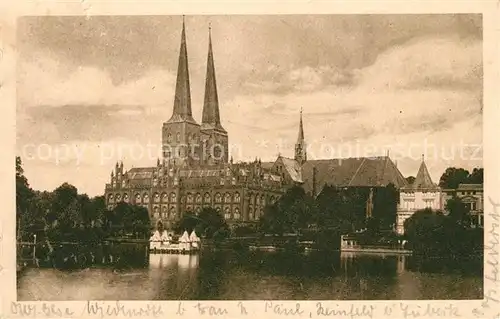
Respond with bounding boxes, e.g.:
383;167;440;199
18;250;482;301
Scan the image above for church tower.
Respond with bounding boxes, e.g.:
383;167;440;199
162;17;202;167
200;25;228;165
294;108;307;165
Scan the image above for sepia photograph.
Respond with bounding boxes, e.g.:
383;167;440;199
15;14;484;301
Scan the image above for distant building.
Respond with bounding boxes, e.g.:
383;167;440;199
441;183;484;228
396;156;441;234
268;110;408;197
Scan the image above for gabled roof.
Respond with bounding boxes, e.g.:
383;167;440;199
276;156;303;183
409;159;439;190
301;156;408;194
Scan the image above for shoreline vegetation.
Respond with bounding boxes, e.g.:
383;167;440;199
16;156;483;271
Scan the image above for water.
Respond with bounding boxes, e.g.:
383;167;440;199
17;250;483;300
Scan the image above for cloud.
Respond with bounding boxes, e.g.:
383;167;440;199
225;35;482;166
358;35;482;91
17;53;176;108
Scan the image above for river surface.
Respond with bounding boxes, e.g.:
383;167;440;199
17;250;483;300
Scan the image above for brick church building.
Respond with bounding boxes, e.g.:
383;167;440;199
105;18;410;229
104;20;285;228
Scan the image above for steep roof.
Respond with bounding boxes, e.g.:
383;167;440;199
167;18;197;124
201;27;226;133
301;156;408;194
410;158;439;190
279;156;303;183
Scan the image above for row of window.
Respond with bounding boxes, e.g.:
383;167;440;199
108;192;276;205
401;199;435;210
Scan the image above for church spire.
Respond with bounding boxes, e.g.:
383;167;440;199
294;108;307;165
168;16;196;124
201;24;226;132
297;107;305;144
413;154;438;190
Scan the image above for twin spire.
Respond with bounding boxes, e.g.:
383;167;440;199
168;17;224;132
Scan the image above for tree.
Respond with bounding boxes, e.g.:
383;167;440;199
16;157;35;233
405;176;415;185
439;167;470;189
404;208;447;255
467;168;483;184
112;202;150;238
196;207;229;239
260;186;316;235
173;207;229;240
372;184;399;229
445;196;471;225
173;211;200;234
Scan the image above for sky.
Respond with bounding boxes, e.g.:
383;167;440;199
16;14;483;196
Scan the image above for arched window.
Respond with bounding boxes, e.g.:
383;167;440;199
204;193;211;204
224;193;232;203
224;206;231;220
108;194;114;203
122;180;126;187
153;178;158;187
176;132;180;143
195;193;202;203
123;194;129;203
233;192;241;203
153;206;160;219
215;193;222;203
153;193;160;203
170;192;177;202
234;208;241;220
143;193;149;203
135;193;141;203
115;194;122;202
261;195;266;206
169;207;176;219
162;205;168;219
256;195;260;205
167;133;172;143
250;194;255;205
248;206;254;221
187;193;194;203
161;193;168;202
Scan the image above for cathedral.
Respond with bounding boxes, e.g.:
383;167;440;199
104;19;285;228
104;18;418;230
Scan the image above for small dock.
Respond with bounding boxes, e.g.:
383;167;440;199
149;246;198;254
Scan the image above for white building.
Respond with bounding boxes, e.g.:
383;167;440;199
396;156;441;234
